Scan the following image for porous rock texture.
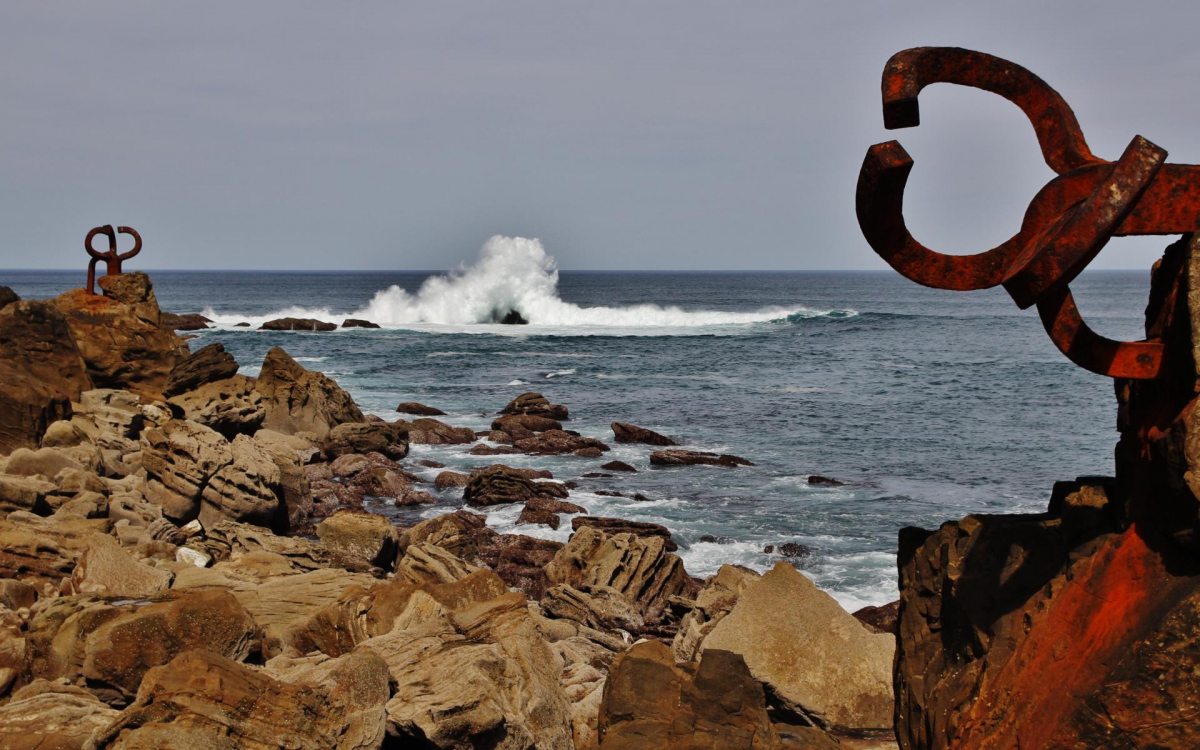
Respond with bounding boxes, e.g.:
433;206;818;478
894;234;1200;748
255;346;365;438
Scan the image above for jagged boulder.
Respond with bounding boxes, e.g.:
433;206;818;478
71;534;173;599
611;421;677;446
672;564;760;662
255;347;364;438
0;680;120;749
323;421;409;459
572;517;677;551
87;648;390;749
0;299;92;454
542;584;645;632
394;543;480;585
464;465;569;507
545;526;691;624
596;640;782;750
316;510;398;572
54;272;186;397
650;449;753;467
514;429;610;455
259;317;337;331
167;374;265;438
395;417;475;445
500;392;569;420
700;562;894;731
162;343;239;397
478;534;564;599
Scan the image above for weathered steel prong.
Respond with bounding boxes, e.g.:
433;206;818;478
116;226;142;260
85;225;116;260
856;140;1015;291
1004;136;1167;309
880;47;1104;175
1037;286;1163;379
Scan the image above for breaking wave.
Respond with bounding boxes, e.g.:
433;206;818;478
201;235;853;329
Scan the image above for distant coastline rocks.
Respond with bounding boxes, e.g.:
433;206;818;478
341;318;380;329
259;317;336;331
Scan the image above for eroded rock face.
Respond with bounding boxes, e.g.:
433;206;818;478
323;421;409;460
88;648;390;749
701;562;894;732
596;640;782;750
514;430;610;456
317;510;398;572
611;422;677;446
672;564;760;662
255;347;364;438
162;343;239;397
71;534;173;599
167;374;265;438
54;273;186;398
0;680;120;749
464;465;569;508
649;449;753;468
395;417;475;445
0;300;92;454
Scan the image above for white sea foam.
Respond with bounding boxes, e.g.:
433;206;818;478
199;236;848;331
544;368;575;379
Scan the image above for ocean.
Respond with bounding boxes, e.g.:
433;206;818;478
1;236;1158;610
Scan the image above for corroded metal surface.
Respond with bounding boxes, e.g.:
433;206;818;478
85;224;141;294
856;47;1200;379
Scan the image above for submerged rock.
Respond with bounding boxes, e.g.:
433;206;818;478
259;317;337;331
500;392;569;420
341;318;380;329
611;421;677;446
650;449;753;468
396;401;446;416
497;309;529;325
160;311;212;331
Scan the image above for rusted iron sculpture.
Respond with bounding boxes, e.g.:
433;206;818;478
856;47;1200;379
85;224;141;295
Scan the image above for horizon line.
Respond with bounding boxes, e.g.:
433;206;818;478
0;267;1155;274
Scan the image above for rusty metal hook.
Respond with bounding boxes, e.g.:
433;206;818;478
84;224;142;295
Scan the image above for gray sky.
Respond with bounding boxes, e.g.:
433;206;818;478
2;1;1199;271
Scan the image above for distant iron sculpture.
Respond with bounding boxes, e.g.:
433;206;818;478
856;47;1200;379
85;224;141;295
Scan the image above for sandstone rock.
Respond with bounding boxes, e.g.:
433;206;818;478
478;534;563;599
611;421;677;446
0;300;92;454
81;589;257;701
500;392;569;420
323;421;409;459
396;401;445;416
672;564;761;662
701;562;894;731
853;600;899;635
317;510;398;572
395;542;480;585
140;419;230;523
167;374;265;438
348;465;434;506
259;316;337;331
199;434;283;529
71;534;173;598
397;510;493;559
341;318;380;329
203;520;327;570
546;527;690;624
600;460;637;473
255;347;364;438
0;474;55;515
596;640;782;750
572;516;678;552
54;273;186;397
251;429;316;533
162;342;239;397
396;417;476;444
0;514;95;588
542;584;645;632
41;419;88;448
88;648;390;749
514;429;610;455
470;443;520;456
650;449;754;467
470;464;554;480
492;413;563;439
434;470;471;489
0;679;120;749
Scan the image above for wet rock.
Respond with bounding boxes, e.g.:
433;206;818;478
497;309;528;324
514;429;611;455
416;458;445;468
611;421;677;446
469;443;520;456
0;680;120;749
88;648;390;749
396;401;445;416
765;542;813;560
546;526;690;624
594;489;623;497
597;640;782;750
478;534;563;599
492;413;563;439
650;449;754;468
159;311;212;330
259;317;337;331
853;600;899;635
255;347;364;438
470;464;554;480
348;465;434;506
316;509;399;572
464;465;568;507
600;460;637;473
341;318;380;329
323;421;409;460
701;562;894;731
0;285;18;309
0;299;92;454
572;516;677;551
515;493;585;531
395;417;475;445
434;470;471;489
166;374;265;438
807;474;846;487
500;391;569;420
162;342;239;397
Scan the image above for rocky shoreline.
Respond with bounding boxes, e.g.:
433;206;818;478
0;272;898;749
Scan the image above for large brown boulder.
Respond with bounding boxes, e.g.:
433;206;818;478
596;640;782;750
650;449;753;468
477;533;563;599
672;564;761;662
700;562;894;732
316;510;398;572
88;648;390;749
572;516;677;551
162;342;239;397
0;680;120;749
395;417;475;445
514;429;610;456
323;421;409;459
71;534;173;599
611;421;677;446
0;299;92;454
464;465;569;507
500;392;569;420
255;347;364;438
54;272;187;397
545;526;690;624
396;401;445;416
166;374;264;438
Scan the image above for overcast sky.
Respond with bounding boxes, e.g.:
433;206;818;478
2;2;1199;271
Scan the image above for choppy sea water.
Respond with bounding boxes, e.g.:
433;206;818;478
3;237;1159;610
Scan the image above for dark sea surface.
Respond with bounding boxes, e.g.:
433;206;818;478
1;243;1155;609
